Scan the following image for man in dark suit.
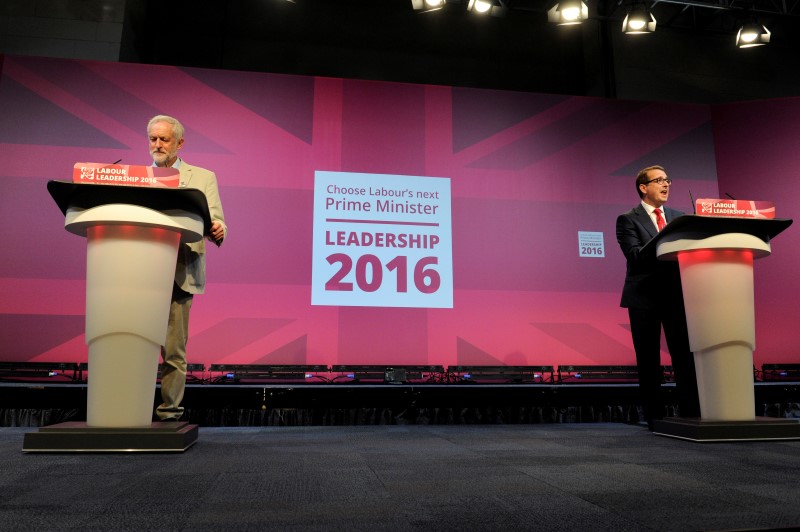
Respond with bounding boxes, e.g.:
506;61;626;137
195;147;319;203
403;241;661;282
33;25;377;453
616;165;700;429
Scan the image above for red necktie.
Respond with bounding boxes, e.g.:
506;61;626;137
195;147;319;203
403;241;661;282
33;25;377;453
654;208;666;232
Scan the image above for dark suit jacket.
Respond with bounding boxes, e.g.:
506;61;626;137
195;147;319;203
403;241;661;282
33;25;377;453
616;203;683;309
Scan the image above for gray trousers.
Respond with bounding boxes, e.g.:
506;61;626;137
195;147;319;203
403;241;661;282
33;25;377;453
156;284;193;421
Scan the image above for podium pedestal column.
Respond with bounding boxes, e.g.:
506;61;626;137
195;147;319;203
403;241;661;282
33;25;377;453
678;247;757;421
85;224;180;427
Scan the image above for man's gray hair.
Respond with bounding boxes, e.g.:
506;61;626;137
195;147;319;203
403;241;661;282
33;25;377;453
147;115;185;141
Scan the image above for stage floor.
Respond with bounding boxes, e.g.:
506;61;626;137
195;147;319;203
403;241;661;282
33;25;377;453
2;423;800;531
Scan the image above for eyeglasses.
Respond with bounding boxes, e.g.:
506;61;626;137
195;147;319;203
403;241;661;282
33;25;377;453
645;177;672;185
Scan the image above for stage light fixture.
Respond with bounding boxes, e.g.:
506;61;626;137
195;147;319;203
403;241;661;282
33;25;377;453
622;3;656;34
548;0;588;25
411;0;446;13
468;0;492;13
467;0;508;17
736;21;771;48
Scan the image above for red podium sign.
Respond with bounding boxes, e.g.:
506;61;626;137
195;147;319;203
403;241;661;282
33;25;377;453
695;198;775;219
73;163;180;188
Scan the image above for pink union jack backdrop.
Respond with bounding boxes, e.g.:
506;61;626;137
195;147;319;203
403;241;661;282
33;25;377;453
5;54;771;370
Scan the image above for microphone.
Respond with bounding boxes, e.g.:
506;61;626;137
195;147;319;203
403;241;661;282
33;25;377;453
725;192;736;200
688;189;696;214
112;159;122;164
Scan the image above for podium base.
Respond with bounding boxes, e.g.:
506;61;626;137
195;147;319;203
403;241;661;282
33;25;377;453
653;416;800;442
22;421;198;453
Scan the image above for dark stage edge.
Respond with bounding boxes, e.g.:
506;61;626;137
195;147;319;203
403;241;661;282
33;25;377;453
21;421;198;453
652;416;800;442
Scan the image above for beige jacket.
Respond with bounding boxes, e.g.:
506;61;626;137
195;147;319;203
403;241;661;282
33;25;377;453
174;162;226;294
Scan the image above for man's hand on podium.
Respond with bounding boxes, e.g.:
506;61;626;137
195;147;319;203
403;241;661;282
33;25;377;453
207;220;225;246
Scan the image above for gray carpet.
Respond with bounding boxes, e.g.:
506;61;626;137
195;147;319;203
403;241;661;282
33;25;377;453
1;423;799;531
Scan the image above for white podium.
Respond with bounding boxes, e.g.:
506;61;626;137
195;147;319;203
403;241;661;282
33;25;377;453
24;180;212;452
645;215;799;441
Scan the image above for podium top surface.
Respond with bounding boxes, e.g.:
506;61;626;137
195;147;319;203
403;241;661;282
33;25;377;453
642;215;792;258
47;180;212;234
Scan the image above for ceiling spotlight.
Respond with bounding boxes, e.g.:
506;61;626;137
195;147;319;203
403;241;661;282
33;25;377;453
548;0;589;25
411;0;446;13
467;0;508;17
467;0;492;13
622;4;656;34
736;21;771;48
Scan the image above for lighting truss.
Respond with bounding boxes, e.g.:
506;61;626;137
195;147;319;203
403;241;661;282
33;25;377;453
450;365;555;383
649;0;798;17
208;364;330;383
493;0;799;34
0;362;80;382
330;365;446;383
557;365;641;383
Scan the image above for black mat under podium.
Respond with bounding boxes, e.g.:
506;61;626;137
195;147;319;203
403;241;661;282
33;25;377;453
653;416;800;442
22;421;198;452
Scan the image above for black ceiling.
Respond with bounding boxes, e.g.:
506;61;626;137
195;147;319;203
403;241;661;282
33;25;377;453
119;0;800;101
